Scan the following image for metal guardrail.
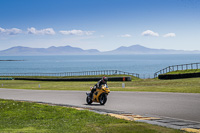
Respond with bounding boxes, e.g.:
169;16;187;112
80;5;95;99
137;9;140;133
2;62;200;79
154;63;200;78
0;70;140;78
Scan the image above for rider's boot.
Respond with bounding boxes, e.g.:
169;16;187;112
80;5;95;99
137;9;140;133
90;86;96;100
90;92;93;100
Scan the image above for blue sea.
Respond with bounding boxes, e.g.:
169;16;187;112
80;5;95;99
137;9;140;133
0;55;200;78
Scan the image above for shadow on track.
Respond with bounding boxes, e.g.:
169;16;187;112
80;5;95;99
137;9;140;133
83;104;104;106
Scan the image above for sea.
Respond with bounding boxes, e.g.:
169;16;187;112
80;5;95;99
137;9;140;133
0;54;200;78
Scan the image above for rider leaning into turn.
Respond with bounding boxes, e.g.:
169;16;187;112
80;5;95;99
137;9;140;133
90;76;108;99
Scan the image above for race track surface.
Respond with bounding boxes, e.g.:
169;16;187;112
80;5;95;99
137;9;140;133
0;88;200;123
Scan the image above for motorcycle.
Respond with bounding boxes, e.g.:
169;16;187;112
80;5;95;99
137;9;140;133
86;84;110;105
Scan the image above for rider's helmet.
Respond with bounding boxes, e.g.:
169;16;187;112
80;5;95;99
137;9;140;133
102;77;108;84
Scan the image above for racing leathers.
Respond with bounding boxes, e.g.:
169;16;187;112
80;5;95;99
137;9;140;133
90;77;108;99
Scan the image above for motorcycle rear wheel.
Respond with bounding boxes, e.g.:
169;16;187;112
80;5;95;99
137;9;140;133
86;96;92;104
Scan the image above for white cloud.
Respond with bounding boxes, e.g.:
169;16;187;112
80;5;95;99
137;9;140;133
59;29;95;35
120;34;131;37
142;30;159;37
27;27;55;35
0;27;22;35
163;33;176;37
0;27;6;33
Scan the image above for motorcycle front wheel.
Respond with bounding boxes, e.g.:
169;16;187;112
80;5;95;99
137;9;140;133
99;94;107;105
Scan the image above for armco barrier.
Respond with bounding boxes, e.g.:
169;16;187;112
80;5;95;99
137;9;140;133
15;77;132;81
0;77;14;80
158;72;200;79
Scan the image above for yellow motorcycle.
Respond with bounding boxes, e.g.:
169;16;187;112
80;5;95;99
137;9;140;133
86;84;110;105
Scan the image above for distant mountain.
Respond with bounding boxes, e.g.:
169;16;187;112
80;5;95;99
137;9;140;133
0;44;199;55
105;44;200;54
0;45;100;55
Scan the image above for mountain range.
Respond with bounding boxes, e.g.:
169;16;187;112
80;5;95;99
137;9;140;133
0;45;199;55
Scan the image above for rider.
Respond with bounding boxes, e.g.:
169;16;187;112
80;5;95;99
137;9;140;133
90;76;108;99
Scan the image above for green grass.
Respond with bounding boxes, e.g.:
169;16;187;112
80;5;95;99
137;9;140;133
163;69;200;75
1;77;200;93
0;99;184;133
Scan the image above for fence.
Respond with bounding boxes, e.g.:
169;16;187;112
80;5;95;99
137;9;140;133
154;62;200;78
140;73;154;79
0;70;140;78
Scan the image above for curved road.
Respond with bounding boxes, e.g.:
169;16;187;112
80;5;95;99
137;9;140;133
0;88;200;123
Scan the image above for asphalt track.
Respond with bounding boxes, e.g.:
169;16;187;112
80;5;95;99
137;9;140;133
0;88;200;123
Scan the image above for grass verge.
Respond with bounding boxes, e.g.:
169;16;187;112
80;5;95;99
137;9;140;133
1;77;200;93
0;99;183;133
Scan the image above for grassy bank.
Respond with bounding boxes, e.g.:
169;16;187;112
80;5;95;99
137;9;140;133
1;77;200;93
163;69;200;75
0;99;183;133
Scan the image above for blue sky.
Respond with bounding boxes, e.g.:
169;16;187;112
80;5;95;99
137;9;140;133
0;0;200;51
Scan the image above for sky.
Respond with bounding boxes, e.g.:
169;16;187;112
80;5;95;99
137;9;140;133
0;0;200;52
